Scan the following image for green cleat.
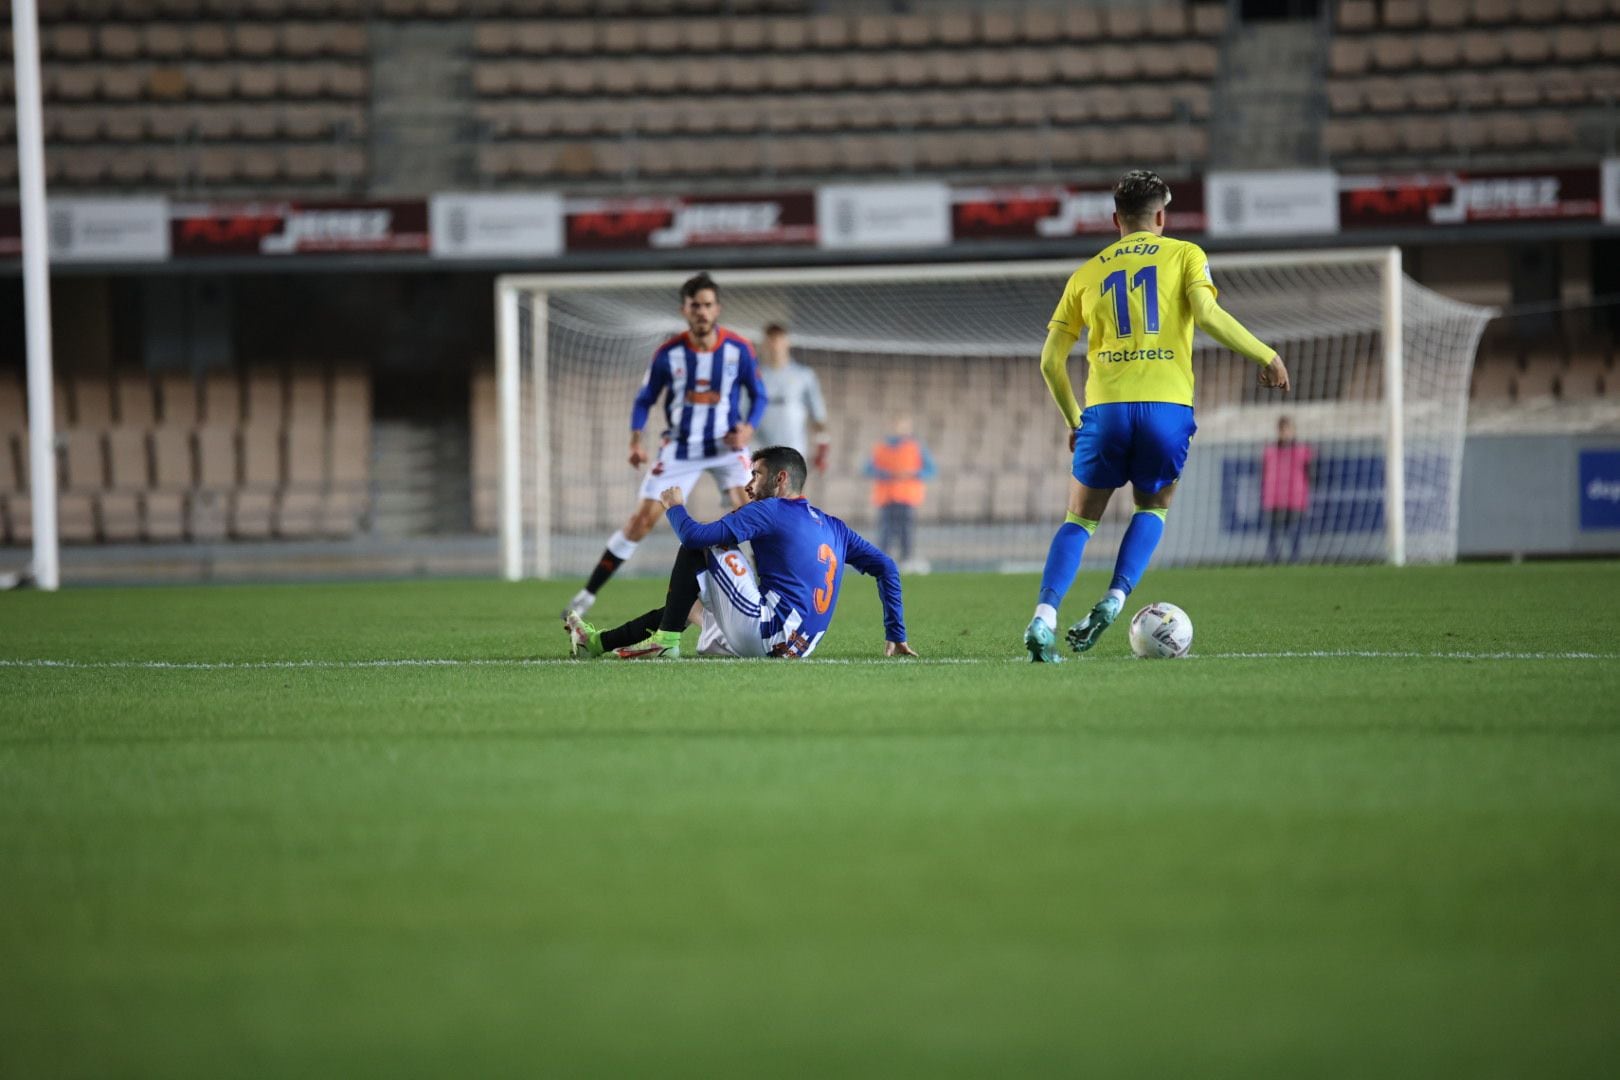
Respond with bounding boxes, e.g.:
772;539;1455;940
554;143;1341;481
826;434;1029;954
1066;595;1123;654
609;629;682;660
1024;618;1064;663
563;610;603;658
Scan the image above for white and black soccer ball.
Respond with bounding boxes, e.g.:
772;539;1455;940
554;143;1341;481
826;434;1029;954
1128;602;1193;659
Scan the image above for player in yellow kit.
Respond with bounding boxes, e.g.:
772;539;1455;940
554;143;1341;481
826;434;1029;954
1025;171;1292;662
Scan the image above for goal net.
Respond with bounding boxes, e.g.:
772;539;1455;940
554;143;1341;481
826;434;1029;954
493;252;1494;581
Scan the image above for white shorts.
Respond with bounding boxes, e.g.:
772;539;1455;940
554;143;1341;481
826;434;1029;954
694;546;771;658
637;443;752;503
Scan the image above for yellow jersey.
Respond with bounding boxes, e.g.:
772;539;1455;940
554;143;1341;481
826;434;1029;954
1047;231;1217;409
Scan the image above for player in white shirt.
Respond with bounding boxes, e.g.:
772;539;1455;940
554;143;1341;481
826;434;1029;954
752;323;830;476
565;272;768;619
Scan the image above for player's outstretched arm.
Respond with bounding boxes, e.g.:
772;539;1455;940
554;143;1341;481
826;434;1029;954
842;525;914;656
1038;326;1083;431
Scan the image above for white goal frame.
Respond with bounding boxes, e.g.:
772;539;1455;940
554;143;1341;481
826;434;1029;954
494;248;1408;581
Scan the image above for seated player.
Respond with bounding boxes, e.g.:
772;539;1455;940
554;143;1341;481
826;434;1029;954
565;446;917;660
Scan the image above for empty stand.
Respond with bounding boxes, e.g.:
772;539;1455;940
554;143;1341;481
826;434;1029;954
472;6;1226;184
0;367;373;547
1326;0;1620;164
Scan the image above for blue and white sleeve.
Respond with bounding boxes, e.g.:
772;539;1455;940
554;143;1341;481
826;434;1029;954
630;353;670;433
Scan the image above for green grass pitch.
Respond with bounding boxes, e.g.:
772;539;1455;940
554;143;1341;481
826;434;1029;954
3;562;1619;1078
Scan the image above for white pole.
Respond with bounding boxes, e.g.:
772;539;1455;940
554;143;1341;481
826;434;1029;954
1382;246;1406;568
530;292;551;580
495;280;523;582
12;0;58;591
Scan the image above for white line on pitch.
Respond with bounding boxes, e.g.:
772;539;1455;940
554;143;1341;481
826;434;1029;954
1;650;1617;672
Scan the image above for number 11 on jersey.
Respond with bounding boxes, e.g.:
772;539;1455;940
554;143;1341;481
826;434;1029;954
1100;265;1160;337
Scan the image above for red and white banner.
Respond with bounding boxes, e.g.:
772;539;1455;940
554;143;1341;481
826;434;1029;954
1340;168;1602;228
170;200;431;256
565;193;816;251
951;180;1207;241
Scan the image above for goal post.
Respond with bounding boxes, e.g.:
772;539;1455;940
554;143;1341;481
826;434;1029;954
494;249;1493;581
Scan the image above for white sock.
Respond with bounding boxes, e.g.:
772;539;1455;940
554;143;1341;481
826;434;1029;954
1106;588;1127;608
1034;603;1057;630
569;589;595;614
606;530;639;561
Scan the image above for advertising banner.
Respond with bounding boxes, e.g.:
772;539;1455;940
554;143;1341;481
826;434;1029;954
952;180;1207;241
1205;170;1339;237
1579;449;1620;530
170;200;431;256
430;193;563;259
816;183;951;250
1340;167;1603;228
0;198;170;261
565;192;816;251
1603;158;1620;226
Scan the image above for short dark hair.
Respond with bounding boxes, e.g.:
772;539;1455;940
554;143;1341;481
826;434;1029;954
681;272;718;302
762;322;787;337
1114;170;1172;225
751;445;807;495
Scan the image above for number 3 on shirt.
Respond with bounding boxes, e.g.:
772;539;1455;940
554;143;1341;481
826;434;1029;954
1100;266;1160;337
813;543;838;614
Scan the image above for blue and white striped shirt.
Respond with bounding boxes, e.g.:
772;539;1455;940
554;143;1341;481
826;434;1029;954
631;328;768;461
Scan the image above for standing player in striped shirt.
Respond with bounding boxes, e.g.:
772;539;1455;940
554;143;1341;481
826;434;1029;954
1025;171;1291;662
565;272;768;620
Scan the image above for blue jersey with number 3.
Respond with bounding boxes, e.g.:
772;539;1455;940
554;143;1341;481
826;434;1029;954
666;497;906;652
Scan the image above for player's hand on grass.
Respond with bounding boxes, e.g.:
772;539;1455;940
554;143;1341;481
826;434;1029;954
723;422;754;450
884;641;919;657
658;486;685;510
1260;356;1291;394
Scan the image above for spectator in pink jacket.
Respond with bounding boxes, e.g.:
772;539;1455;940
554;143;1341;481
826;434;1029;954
1261;416;1313;564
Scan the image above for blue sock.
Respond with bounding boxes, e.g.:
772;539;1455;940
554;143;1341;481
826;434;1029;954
1109;508;1167;596
1037;514;1097;610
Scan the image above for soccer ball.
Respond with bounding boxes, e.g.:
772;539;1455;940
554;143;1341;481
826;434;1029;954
1128;602;1194;659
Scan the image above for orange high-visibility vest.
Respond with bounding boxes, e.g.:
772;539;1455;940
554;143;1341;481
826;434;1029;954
871;438;926;506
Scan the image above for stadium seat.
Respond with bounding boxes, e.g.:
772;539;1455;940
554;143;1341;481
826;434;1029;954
201;373;240;428
1559;356;1607;399
1504;27;1552;62
1062;7;1104;41
1416;33;1463;67
230;490;275;539
1496;68;1539;106
1368;34;1417;70
1461;30;1507;65
1515;355;1559;399
114;375;156;429
1384;0;1423;27
1191;4;1228;36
